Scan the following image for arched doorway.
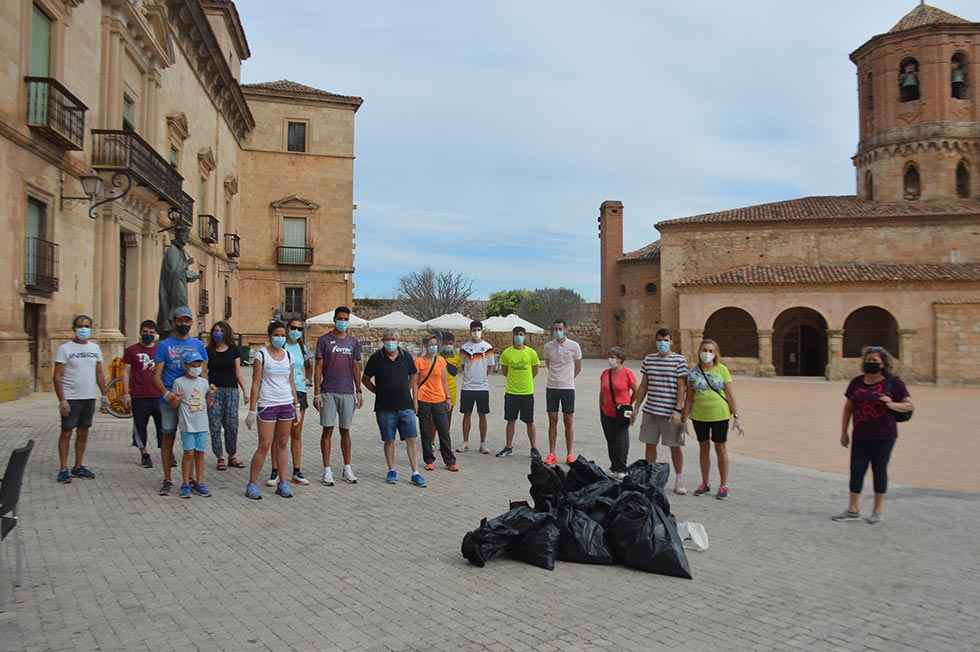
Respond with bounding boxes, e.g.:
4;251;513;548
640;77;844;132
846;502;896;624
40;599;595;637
843;306;899;357
703;307;759;357
773;307;827;376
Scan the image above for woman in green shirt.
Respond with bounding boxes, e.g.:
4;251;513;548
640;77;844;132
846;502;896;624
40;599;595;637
684;339;743;500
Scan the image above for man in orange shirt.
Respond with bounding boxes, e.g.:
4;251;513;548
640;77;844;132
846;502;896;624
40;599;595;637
415;334;459;472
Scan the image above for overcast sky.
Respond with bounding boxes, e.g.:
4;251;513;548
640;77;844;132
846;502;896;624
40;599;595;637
236;0;974;301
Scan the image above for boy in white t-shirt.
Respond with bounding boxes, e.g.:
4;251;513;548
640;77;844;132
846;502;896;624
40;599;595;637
53;315;107;484
168;351;213;498
457;321;496;454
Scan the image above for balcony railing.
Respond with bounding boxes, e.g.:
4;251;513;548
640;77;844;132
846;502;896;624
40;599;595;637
176;191;193;226
24;237;59;295
25;77;87;150
199;288;210;316
277;245;313;266
224;232;240;258
224;295;233;320
91;130;183;209
199;214;218;243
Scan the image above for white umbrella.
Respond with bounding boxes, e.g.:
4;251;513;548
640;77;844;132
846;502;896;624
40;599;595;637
424;313;474;330
305;309;369;328
482;313;545;334
368;311;426;330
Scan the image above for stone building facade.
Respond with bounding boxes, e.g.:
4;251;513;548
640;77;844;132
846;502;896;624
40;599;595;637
599;3;980;384
0;0;360;401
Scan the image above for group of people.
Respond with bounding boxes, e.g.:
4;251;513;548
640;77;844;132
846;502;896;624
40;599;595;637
52;306;913;520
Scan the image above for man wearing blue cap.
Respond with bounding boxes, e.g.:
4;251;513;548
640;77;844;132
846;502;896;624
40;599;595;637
153;306;208;496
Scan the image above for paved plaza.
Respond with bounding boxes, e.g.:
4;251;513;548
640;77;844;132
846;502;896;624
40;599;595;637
1;360;978;652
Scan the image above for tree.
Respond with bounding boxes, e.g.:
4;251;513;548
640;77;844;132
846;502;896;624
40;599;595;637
396;267;474;320
518;288;586;329
485;289;528;318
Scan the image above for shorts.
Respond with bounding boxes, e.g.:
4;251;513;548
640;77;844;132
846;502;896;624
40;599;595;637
376;409;418;442
180;431;209;452
546;388;575;414
258;403;297;422
160;399;179;434
320;392;356;429
692;419;729;444
504;393;534;424
61;399;95;430
459;390;490;415
296;391;308;412
639;412;685;447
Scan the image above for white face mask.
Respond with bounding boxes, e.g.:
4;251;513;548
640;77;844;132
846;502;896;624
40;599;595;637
187;366;203;377
607;358;619;368
699;351;715;364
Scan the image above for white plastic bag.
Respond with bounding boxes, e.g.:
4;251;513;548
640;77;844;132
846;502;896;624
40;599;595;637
676;521;709;552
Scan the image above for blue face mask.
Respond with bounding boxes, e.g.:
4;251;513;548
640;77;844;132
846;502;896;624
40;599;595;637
75;327;91;340
513;335;525;346
141;333;155;346
656;340;670;354
335;320;350;332
442;345;454;355
211;330;224;342
552;329;565;340
383;340;399;352
288;329;302;342
427;344;439;355
271;335;287;349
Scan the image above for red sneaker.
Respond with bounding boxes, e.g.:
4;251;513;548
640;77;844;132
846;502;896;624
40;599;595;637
423;463;436;471
446;464;460;472
543;453;558;466
565;454;576;465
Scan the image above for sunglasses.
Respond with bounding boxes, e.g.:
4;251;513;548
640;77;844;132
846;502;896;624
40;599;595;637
866;346;884;353
290;327;304;332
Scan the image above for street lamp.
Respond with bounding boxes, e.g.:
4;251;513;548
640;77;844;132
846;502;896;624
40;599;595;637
60;172;133;219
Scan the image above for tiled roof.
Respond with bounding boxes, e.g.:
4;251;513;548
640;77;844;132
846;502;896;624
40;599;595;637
657;195;980;227
618;242;660;264
241;80;363;105
676;263;980;288
889;3;970;33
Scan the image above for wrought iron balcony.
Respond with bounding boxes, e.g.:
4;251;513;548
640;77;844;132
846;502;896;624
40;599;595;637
224;232;240;258
176;191;193;226
25;77;87;151
199;288;210;316
277;246;313;266
91;130;183;209
199;214;218;243
24;237;59;295
224;295;233;320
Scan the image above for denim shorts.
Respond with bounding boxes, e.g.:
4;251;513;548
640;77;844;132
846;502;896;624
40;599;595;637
180;431;209;452
160;399;179;434
376;409;418;442
258;403;297;422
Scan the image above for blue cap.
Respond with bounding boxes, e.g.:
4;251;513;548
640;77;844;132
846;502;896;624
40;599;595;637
173;306;193;320
183;350;205;364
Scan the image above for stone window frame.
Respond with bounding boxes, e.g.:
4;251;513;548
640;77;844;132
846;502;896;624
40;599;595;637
898;56;921;103
166;112;189;171
903;161;921;200
22;0;69;81
645;282;658;296
864;170;874;200
951;51;969;100
283;284;306;316
270;195;319;249
22;182;57;299
284;118;310;153
956;159;971;199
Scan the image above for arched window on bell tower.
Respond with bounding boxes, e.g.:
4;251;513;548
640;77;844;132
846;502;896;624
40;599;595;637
899;57;920;102
864;171;874;200
956;161;971;198
952;53;968;99
865;72;874;109
903;162;921;200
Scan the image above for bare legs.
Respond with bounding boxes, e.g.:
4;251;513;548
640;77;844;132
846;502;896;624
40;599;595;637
383;439;420;474
698;441;727;487
461;412;488;446
504;421;537;450
321;427;352;467
547;413;575;457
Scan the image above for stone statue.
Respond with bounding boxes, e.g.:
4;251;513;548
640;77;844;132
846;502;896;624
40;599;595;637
157;223;199;338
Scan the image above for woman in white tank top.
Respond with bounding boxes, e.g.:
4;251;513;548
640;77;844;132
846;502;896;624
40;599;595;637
245;321;299;500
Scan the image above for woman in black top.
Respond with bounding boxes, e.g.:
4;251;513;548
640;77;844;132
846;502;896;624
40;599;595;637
207;321;247;469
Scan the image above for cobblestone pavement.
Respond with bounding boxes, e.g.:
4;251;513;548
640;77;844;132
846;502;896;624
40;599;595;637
1;360;978;651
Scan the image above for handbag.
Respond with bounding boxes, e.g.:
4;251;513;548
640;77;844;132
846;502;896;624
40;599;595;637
696;364;729;406
606;368;633;423
885;376;913;422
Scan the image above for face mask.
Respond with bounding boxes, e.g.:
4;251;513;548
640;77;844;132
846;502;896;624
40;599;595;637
271;335;286;349
141;333;155;346
175;323;192;336
656;340;670;354
863;361;882;374
427;344;439;355
288;329;302;342
187;366;203;377
471;330;482;341
442;346;454;355
699;351;715;364
553;329;565;340
383;340;399;352
335;320;350;332
211;330;224;342
75;327;91;340
608;357;619;368
513;335;525;346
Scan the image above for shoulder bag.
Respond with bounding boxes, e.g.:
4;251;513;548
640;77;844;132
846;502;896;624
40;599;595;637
885;376;913;422
606;368;633;424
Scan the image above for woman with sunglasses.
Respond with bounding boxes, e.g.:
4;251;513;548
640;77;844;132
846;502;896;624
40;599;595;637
267;318;314;486
833;346;913;524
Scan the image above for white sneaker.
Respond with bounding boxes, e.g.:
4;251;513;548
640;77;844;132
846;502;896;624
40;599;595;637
342;465;358;484
321;467;335;486
265;473;278;487
479;443;490;455
673;479;688;495
455;442;469;453
292;470;310;486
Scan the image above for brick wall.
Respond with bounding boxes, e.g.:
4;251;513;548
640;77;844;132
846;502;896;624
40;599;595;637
934;301;980;385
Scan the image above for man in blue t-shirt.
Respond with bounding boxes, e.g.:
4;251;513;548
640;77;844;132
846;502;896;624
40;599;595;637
152;306;208;496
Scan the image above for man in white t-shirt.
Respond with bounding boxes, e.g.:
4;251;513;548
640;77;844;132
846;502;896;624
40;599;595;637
53;314;108;484
457;320;495;454
542;319;583;466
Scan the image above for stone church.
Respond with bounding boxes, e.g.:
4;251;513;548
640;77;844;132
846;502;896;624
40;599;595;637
599;3;980;384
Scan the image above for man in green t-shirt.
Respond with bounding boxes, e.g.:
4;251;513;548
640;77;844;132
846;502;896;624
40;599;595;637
496;326;541;458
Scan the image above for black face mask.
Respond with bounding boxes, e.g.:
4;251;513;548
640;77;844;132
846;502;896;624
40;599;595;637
175;323;192;336
862;361;882;374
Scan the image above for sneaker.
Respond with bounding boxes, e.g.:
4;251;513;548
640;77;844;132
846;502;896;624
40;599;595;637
141;453;153;469
495;447;514;458
673;480;688;496
179;483;193;499
424;463;436;471
565;454;576;465
386;469;398;484
693;483;711;496
455;442;469;453
275;482;294;498
292;470;310;485
613;471;627;481
831;510;861;522
411;472;428;488
543;453;558;466
479;443;490;455
266;470;279;487
56;469;72;484
342;466;358;484
446;463;460;472
245;482;262;500
71;465;96;479
158;480;173;496
194;483;211;497
321;467;335;486
716;485;729;500
865;511;883;525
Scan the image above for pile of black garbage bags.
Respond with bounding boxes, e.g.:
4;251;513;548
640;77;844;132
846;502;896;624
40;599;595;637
461;455;692;579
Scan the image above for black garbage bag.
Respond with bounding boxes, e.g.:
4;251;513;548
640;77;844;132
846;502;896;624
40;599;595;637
564;455;609;492
556;504;614;564
624;459;670;491
461;506;543;567
510;513;561;570
566;478;622;524
528;455;566;512
607;491;692;579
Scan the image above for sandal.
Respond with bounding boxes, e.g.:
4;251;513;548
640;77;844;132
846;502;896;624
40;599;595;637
216;457;228;471
228;457;245;468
